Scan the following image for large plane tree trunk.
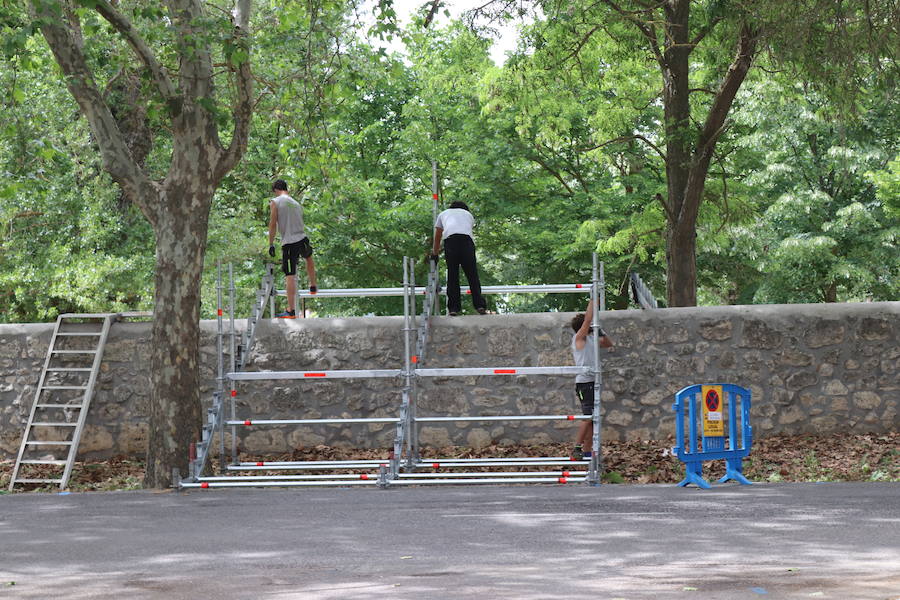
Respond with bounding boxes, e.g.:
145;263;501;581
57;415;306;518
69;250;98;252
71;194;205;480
33;0;253;487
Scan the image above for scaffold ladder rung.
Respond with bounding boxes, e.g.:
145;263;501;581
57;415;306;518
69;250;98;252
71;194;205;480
13;478;64;484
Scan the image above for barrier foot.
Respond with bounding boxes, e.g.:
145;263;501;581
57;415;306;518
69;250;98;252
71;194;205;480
719;462;752;485
677;463;711;489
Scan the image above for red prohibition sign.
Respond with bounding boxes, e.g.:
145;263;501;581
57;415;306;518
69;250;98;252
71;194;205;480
705;389;720;412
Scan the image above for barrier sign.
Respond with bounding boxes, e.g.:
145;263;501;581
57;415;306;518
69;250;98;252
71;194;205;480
702;385;724;436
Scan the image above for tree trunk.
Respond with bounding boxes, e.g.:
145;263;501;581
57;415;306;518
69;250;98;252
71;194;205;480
144;182;215;488
661;0;695;306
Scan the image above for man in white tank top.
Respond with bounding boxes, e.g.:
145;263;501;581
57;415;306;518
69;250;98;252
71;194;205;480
268;179;318;318
570;299;613;460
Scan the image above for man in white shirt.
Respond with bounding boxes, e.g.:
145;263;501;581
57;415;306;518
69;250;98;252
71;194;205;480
268;179;317;318
430;201;487;316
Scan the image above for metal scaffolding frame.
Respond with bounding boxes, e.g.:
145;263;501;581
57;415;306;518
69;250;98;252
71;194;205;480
179;252;605;489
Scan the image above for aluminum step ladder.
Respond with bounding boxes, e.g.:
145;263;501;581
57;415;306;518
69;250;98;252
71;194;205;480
238;263;275;370
9;313;119;491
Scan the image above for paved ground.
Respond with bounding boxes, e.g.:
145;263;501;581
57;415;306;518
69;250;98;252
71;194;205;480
1;483;898;600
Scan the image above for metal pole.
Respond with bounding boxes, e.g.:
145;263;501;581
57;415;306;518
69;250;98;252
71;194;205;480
588;254;603;485
403;257;418;471
228;263;238;468
216;263;225;474
216;262;224;397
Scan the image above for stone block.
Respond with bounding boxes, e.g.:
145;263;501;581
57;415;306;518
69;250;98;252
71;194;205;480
78;425;114;454
466;428;491;448
859;317;891;340
805;321;845;348
606;410;633;427
698;319;733;341
786;371;818;391
852;391;881;410
740;320;783;349
117;423;148;454
824;380;849;395
778;406;804;425
419;427;452;447
243;429;286;453
779;349;814;367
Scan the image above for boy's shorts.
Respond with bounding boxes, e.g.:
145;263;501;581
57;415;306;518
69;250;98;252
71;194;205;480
282;237;313;275
575;382;595;415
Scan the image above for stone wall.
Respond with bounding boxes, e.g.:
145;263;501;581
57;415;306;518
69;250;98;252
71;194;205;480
0;302;897;459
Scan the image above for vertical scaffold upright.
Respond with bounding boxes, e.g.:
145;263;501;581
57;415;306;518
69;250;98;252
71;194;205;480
178;254;606;489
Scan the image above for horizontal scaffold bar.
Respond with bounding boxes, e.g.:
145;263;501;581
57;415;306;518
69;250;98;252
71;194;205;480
415;460;590;467
390;477;587;485
181;480;380;488
416;366;587;377
234;459;389;467
396;471;587;478
414;456;577;463
228;417;400;426
228;369;402;381
276;283;593;299
228;463;388;471
200;474;381;481
414;414;589;422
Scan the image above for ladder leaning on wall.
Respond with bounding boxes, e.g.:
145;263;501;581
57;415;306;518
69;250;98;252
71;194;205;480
8;312;149;491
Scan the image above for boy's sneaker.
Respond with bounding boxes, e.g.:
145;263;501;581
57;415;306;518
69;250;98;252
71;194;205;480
309;286;317;294
583;451;592;459
571;446;584;461
276;310;296;319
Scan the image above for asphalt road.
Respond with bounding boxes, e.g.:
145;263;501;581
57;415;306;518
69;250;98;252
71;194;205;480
1;483;899;600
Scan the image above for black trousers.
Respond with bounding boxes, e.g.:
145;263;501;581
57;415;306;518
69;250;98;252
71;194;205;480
444;234;486;313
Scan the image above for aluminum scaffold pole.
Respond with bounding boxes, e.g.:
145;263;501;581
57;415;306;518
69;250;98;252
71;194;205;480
587;255;603;485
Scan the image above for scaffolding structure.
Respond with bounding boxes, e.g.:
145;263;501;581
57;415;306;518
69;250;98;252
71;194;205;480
179;249;606;490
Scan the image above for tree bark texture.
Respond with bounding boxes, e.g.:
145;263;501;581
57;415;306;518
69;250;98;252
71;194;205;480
32;0;254;487
654;1;758;306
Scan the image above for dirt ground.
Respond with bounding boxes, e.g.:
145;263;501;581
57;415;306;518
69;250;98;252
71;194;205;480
1;432;897;492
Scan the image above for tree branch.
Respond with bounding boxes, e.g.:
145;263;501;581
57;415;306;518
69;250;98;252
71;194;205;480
29;0;158;224
93;0;179;103
600;0;661;62
218;0;254;176
579;134;667;163
680;21;759;227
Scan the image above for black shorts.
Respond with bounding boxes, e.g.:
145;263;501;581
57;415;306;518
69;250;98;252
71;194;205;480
575;382;595;415
282;237;313;276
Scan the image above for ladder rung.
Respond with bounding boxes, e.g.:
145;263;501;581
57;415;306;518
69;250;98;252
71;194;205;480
56;332;102;337
46;368;93;372
31;422;78;427
15;478;64;484
42;385;89;390
36;403;84;409
26;440;73;446
51;350;98;354
19;459;67;465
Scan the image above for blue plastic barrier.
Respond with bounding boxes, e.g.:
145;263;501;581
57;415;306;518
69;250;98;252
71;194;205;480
672;383;753;489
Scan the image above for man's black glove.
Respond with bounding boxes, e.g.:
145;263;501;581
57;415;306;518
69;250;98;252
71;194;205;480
268;244;276;258
428;253;440;265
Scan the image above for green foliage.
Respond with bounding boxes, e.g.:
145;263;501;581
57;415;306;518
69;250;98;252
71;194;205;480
1;1;898;323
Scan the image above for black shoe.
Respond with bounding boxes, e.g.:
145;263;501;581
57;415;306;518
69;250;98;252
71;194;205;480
448;311;459;316
309;286;317;294
477;307;487;315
